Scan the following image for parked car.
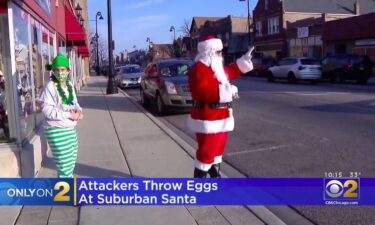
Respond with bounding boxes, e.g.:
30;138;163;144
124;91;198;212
267;57;321;83
116;64;142;88
321;54;372;84
100;65;109;76
250;57;276;77
140;59;194;115
100;65;115;76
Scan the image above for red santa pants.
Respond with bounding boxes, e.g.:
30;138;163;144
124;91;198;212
195;132;227;171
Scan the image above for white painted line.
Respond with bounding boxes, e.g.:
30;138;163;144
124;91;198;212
226;143;302;156
283;91;349;96
253;91;349;96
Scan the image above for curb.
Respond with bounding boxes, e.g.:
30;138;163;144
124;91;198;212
117;87;315;225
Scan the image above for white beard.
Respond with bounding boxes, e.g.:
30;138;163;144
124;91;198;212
210;56;228;84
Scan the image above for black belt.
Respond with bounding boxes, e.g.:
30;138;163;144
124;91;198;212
193;101;232;109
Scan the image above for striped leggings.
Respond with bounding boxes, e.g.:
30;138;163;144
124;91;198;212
44;127;78;178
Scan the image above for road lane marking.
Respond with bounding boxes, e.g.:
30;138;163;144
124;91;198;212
282;91;349;96
252;91;350;96
226;143;303;156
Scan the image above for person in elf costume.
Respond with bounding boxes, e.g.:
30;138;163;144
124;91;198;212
40;53;83;178
187;36;254;178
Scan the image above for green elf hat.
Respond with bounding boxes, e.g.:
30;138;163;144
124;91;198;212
51;53;70;70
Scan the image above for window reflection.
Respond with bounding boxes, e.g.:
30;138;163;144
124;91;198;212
31;22;44;125
0;14;10;140
42;30;50;85
13;4;35;138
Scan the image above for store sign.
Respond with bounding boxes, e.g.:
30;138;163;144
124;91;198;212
35;0;51;17
297;27;309;38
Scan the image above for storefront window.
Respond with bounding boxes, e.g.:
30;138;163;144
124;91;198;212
49;32;55;61
75;56;82;85
30;17;44;125
12;4;35;138
41;27;50;86
0;14;11;141
58;38;66;54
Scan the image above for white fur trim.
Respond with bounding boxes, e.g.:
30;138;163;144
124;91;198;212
197;58;210;66
187;113;234;133
194;160;212;171
194;156;223;171
236;57;254;73
214;156;222;164
198;38;223;53
219;84;233;103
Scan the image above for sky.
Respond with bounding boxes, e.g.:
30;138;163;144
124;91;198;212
87;0;256;55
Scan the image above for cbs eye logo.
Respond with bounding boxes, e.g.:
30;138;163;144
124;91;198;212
324;179;359;200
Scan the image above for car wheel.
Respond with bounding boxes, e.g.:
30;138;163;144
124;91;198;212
140;88;149;106
357;77;369;85
331;71;343;83
156;94;166;115
287;72;297;84
267;71;274;82
253;69;260;77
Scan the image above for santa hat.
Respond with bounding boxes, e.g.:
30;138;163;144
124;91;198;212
197;36;223;54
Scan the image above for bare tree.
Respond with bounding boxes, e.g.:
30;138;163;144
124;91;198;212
89;30;96;67
89;29;108;67
179;19;191;37
98;38;108;65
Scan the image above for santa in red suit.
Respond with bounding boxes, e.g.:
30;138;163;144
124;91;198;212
187;36;254;178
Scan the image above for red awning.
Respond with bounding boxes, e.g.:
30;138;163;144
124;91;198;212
64;6;86;42
0;0;7;14
77;46;90;57
79;53;90;58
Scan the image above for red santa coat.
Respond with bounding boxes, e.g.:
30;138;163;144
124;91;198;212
187;61;243;134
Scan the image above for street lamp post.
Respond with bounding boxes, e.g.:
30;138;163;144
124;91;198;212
146;37;153;62
106;0;118;94
169;26;176;42
239;0;251;46
170;26;178;57
94;11;103;75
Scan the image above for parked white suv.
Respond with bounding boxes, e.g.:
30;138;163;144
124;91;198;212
267;57;322;83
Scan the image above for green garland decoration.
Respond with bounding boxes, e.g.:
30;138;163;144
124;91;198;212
53;77;74;105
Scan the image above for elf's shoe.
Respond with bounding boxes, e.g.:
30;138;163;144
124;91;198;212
194;168;208;178
208;163;221;178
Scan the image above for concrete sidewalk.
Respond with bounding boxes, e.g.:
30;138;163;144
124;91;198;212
10;76;312;225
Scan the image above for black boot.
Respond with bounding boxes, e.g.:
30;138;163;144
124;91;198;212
194;168;208;178
208;163;221;178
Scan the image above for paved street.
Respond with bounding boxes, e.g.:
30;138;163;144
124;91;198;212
124;76;375;225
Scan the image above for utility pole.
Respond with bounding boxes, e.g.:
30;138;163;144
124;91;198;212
240;0;251;46
106;0;118;94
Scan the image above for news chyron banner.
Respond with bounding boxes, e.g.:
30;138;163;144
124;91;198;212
1;178;375;206
0;179;73;205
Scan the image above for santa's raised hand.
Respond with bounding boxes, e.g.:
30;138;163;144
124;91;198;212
236;46;255;73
